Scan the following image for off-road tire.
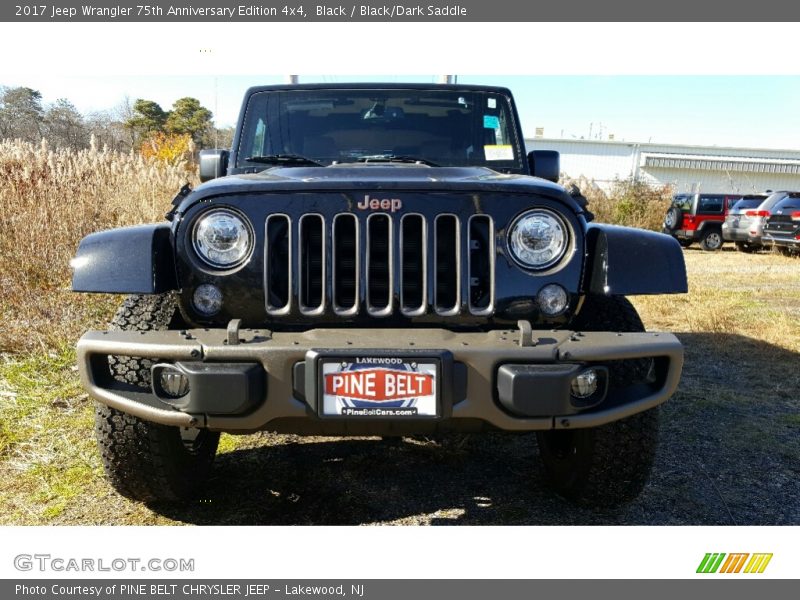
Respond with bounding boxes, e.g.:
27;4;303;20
95;293;220;503
535;408;659;506
699;228;723;251
536;294;659;505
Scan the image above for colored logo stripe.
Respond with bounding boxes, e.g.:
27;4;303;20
744;553;773;574
697;553;726;573
697;553;773;574
719;553;749;573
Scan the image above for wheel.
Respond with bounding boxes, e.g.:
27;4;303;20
678;239;692;248
699;228;723;251
94;293;220;503
663;207;682;232
535;295;659;505
775;245;794;257
735;241;757;253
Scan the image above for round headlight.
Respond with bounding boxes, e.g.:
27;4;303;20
508;209;569;269
193;209;252;268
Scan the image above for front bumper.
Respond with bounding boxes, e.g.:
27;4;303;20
77;325;683;434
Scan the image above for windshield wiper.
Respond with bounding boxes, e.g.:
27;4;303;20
354;155;440;167
243;154;323;167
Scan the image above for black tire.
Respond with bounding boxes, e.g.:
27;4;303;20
663;207;682;232
536;409;660;506
699;228;723;251
775;245;795;257
678;239;692;248
95;293;220;503
735;241;757;253
536;295;659;505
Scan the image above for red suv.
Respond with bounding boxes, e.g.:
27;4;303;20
662;193;743;250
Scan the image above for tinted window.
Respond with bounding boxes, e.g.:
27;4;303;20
237;88;525;171
698;196;724;213
760;192;795;212
731;199;762;210
772;197;800;212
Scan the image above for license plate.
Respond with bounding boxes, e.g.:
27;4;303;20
320;357;439;417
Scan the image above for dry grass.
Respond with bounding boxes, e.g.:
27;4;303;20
562;174;673;232
633;249;800;354
0;138;195;354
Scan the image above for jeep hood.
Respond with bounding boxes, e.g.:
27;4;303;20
178;165;581;212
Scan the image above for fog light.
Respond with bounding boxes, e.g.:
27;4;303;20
570;369;598;399
159;369;190;398
537;284;568;316
193;283;223;316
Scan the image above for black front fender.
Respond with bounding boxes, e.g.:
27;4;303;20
71;224;178;294
584;224;687;295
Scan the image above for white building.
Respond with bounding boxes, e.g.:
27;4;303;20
525;138;800;194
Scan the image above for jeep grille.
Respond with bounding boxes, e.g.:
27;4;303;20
264;213;495;318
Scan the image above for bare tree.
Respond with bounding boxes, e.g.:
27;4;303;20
0;86;45;142
44;98;87;149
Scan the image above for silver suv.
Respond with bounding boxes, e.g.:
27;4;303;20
722;191;797;252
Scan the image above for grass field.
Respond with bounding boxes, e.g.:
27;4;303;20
1;249;797;525
0;139;797;525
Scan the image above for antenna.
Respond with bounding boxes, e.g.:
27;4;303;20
214;76;219;149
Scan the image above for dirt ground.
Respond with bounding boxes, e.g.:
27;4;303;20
1;248;798;525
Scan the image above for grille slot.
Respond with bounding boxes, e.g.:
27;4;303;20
299;214;325;313
264;214;291;314
366;214;393;316
400;214;426;315
435;214;460;315
332;214;359;314
468;215;495;314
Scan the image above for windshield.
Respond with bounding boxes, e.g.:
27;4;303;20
236;88;525;171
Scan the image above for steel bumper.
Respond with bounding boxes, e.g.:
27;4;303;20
77;325;683;433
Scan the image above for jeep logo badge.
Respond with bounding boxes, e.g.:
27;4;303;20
357;194;402;213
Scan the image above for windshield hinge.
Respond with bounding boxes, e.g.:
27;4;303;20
165;184;192;221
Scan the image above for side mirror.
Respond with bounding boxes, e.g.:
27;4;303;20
199;149;229;182
527;150;560;183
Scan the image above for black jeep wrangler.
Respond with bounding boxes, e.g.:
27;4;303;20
72;84;687;507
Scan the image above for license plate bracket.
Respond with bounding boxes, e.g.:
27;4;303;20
305;349;453;419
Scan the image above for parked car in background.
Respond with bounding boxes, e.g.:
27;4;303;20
762;193;800;255
721;193;770;252
663;192;743;250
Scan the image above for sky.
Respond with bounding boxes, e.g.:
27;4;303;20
3;74;799;150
